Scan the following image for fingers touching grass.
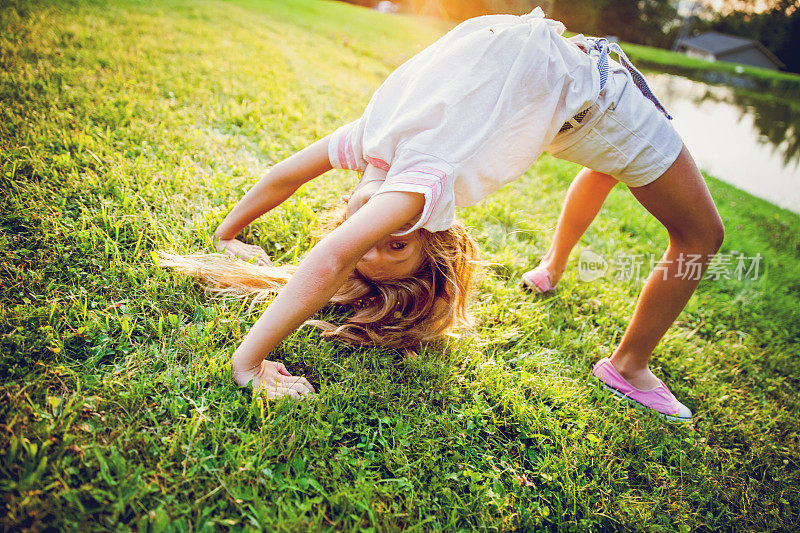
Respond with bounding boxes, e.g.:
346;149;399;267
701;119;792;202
2;0;799;530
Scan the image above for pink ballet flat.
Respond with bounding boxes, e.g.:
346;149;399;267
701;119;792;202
521;265;555;293
592;358;692;422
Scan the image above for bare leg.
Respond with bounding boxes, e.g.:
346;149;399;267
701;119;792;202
611;146;724;390
523;168;618;287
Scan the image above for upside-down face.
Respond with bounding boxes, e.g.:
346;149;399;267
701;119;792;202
344;167;426;281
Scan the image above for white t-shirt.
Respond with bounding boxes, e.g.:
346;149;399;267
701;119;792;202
328;7;600;234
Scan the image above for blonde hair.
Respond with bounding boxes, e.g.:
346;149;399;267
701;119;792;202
158;221;480;350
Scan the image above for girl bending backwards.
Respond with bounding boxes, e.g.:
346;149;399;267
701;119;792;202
163;7;723;422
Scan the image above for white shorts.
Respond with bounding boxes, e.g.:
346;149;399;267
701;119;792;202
547;61;683;188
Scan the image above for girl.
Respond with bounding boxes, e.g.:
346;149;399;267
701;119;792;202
164;8;723;422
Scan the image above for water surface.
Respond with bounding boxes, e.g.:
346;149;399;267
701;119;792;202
646;73;800;214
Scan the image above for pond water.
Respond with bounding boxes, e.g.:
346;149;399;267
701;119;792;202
645;72;800;214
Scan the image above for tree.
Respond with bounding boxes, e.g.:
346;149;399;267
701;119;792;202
709;0;799;73
551;0;604;35
552;0;678;46
406;0;546;20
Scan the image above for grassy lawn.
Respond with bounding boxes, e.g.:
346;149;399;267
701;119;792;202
2;0;799;530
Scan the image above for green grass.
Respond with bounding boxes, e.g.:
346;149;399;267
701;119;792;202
1;0;799;530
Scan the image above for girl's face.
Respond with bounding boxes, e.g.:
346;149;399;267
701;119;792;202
344;176;425;281
355;228;425;281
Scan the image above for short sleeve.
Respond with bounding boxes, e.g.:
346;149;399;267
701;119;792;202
328;120;367;172
372;148;455;235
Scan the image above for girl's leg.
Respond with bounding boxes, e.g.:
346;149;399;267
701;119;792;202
610;145;724;391
523;168;617;288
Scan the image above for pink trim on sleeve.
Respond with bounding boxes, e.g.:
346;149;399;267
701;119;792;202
391;176;442;207
347;134;357;170
364;156;391;171
343;129;353;169
384;166;446;228
331;122;362;171
337;132;348;170
392;177;442;223
410;166;446;180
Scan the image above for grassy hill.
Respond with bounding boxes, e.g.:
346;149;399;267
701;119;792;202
1;0;799;530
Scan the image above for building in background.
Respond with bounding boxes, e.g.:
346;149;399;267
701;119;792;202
676;31;786;70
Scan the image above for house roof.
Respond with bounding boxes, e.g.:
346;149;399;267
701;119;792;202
677;31;786;69
679;32;753;55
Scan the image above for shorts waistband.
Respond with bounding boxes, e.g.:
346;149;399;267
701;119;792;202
586;37;671;120
560;38;671;134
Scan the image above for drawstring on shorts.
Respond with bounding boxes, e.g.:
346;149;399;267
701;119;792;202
560;38;671;134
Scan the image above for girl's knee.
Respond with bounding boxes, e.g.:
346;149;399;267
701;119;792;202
709;216;725;252
700;208;725;252
671;215;724;253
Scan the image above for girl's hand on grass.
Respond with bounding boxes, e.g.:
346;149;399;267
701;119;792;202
216;238;272;266
232;360;316;399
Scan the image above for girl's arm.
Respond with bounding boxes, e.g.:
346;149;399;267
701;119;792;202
232;190;425;395
214;136;333;265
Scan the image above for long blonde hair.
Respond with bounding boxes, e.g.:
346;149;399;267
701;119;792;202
158;221;480;350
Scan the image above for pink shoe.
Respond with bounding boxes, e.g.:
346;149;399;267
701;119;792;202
521;265;554;293
592;358;692;422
